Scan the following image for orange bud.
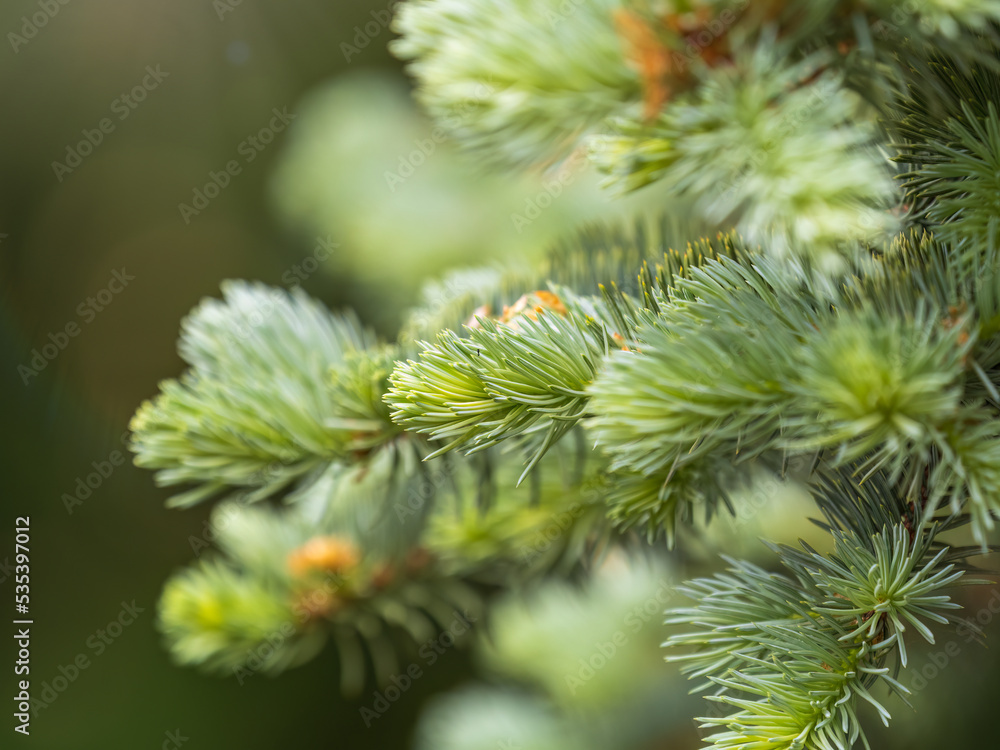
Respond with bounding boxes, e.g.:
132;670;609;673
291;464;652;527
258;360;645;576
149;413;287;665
288;536;360;577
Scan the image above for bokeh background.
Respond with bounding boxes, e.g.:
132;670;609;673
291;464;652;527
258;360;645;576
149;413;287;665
1;1;999;748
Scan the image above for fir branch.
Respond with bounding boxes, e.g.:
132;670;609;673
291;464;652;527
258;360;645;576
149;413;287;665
159;499;483;690
127;0;1000;736
667;520;978;749
391;0;641;168
600;459;746;545
130;282;395;507
387;301;612;482
590;45;898;264
396;215;710;344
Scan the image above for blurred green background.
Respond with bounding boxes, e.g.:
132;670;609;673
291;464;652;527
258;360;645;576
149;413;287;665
1;1;999;748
